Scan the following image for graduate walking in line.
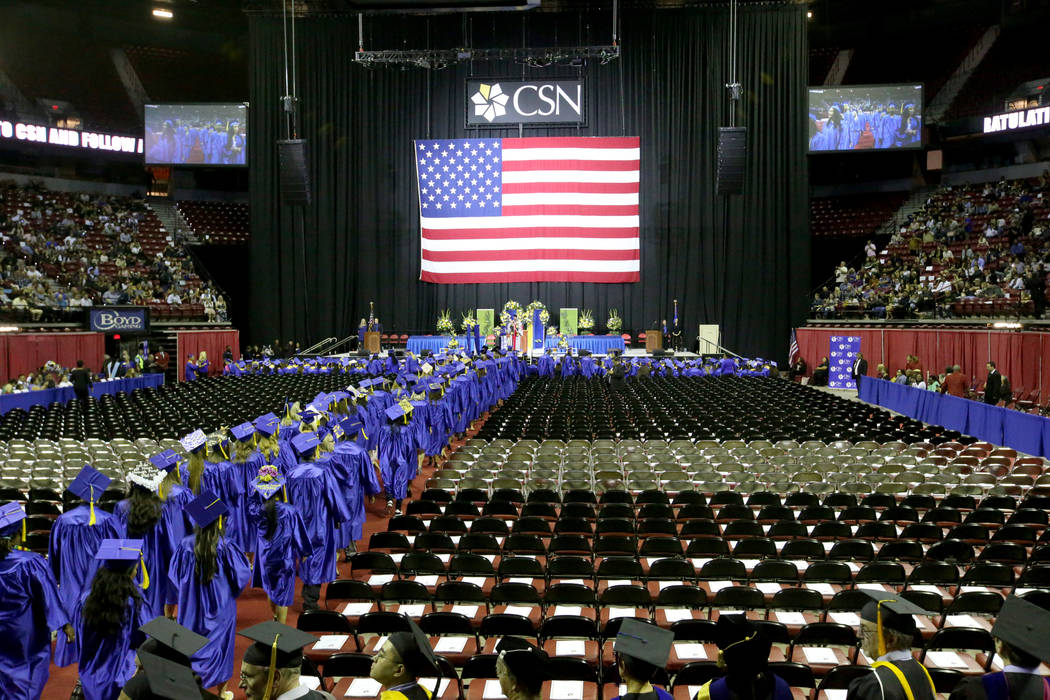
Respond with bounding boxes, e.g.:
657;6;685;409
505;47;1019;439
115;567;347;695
0;503;74;700
166;492;251;697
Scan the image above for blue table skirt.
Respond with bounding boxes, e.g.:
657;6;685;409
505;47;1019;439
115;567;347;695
859;376;1050;458
406;336;469;354
0;374;165;414
543;335;626;354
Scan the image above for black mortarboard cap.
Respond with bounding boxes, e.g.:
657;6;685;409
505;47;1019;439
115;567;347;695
133;651;204;699
858;588;932;635
991;595;1050;664
613;618;673;668
496;637;549;692
715;614;772;668
139;616;208;662
239;621;318;668
388;618;439;676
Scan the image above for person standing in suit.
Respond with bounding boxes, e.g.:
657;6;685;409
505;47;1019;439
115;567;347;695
70;360;93;402
984;362;1002;405
851;353;868;389
949;596;1050;700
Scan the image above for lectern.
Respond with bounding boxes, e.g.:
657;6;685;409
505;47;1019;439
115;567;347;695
645;331;663;353
364;332;381;354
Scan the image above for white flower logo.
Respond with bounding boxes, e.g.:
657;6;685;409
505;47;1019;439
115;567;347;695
471;83;509;122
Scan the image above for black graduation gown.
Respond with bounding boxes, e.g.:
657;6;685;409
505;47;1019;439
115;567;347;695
949;673;1050;700
846;659;936;700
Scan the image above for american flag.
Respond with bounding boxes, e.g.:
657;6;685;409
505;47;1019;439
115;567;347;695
789;328;800;366
414;136;641;283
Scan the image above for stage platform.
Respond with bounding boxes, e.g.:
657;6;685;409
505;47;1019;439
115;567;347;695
329;348;699;359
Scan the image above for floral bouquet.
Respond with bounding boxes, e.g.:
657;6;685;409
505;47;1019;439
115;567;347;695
437;309;456;335
579;309;595;332
460;311;477;333
607;308;623;332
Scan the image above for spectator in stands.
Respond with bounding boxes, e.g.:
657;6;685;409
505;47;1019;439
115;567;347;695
926;372;941;392
905;355;923;376
909;370;926;389
892;369;908;385
941;365;969;397
984;362;1002;405
71;360;92;402
875;363;889;380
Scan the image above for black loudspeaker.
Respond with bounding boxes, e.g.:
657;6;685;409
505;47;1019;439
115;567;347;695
716;127;746;194
277;139;311;205
652;348;671;357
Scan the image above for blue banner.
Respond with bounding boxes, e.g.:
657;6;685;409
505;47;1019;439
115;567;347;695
532;309;545;350
829;334;860;389
88;307;150;334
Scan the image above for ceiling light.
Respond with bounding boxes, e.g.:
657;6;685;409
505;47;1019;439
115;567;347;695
806;11;813;19
152;8;174;19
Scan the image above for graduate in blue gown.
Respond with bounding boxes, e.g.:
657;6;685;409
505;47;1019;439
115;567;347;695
195;351;210;379
376;402;419;514
0;502;74;700
248;464;313;625
537;350;556;377
184;354;197;382
228;422;260;553
287;432;353;612
101;462;188;628
49;465;114;667
166;492;251;696
76;539;147;700
326;420;381;553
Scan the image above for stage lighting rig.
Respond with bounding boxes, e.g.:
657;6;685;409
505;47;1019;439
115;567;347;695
353;44;619;69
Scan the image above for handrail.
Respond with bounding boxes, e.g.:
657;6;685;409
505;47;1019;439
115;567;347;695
307;334;357;356
297;336;337;356
695;337;743;359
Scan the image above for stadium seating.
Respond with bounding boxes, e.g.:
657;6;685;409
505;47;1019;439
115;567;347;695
948;24;1050;120
810;193;908;238
176;200;250;244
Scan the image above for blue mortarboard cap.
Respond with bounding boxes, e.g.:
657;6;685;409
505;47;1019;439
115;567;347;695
252;473;286;500
180;430;207;453
402;374;418;384
185;491;229;529
254;412;279;427
255;416;280;437
67;465;112;503
291;432;320;457
0;502;26;537
231;422;255;442
329;390;350;402
95;538;146;564
385;403;412;422
341;419;365;441
149;450;180;473
412;382;428;394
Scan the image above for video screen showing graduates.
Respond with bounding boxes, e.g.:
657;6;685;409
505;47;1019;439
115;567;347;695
144;103;247;166
808;85;923;153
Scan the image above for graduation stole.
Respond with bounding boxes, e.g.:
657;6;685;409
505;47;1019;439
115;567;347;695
870;662;936;700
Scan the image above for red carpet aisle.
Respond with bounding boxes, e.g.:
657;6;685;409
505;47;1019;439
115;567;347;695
41;425;481;699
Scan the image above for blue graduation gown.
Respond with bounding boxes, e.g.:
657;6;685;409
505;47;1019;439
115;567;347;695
102;487;190;627
325;442;381;543
377;421;418;501
184;361;197;381
166;535;251;688
286;462;353;585
196;360;210;378
0;550;70;700
75;595;142;700
249;500;314;607
201;461;246;550
48;505;113;667
537;355;555;377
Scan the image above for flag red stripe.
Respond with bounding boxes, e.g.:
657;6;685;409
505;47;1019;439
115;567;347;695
501;182;639;194
422;249;640;262
502;204;639;217
421;270;640;283
421;227;639;240
502;159;639;172
503;137;640;149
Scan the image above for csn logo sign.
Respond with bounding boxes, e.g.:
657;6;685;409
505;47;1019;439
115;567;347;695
466;80;584;126
89;307;149;333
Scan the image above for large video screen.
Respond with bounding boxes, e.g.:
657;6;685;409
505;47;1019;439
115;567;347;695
808;85;923;153
144;103;247;166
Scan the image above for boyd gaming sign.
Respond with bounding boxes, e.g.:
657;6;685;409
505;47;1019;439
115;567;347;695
89;307;150;334
466;80;584;126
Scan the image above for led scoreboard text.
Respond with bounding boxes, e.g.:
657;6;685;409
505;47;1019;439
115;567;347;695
0;120;143;154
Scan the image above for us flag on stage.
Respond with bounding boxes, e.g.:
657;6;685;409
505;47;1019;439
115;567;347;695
413;136;641;284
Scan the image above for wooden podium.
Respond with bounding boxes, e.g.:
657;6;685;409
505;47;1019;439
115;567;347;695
645;331;663;352
364;331;381;354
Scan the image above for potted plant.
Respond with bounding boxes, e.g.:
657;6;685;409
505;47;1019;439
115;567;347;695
579;309;595;335
436;309;455;336
606;308;623;334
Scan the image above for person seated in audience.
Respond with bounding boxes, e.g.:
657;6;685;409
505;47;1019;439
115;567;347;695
948;596;1050;700
612;619;674;700
875;363;889;380
848;591;936;700
496;636;550;700
892;369;909;385
369;619;440;700
693;615;791;700
811;357;829;386
238;622;334;700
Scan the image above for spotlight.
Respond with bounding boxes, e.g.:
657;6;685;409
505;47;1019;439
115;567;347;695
806;10;813;19
152;8;174;19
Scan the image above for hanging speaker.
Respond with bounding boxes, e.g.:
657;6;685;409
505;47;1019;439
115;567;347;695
277;139;311;206
716;127;746;195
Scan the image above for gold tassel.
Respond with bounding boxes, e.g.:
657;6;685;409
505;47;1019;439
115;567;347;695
263;634;281;700
877;602;887;658
140;554;150;590
88;485;96;525
282;485;288;503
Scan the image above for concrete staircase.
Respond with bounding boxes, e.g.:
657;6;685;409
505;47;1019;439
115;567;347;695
147;197;198;243
874;186;937;238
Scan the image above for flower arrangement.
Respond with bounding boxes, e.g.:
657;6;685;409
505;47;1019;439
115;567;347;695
607;308;623;332
447;337;460;349
579;309;595;332
524;300;550;326
500;300;524;328
460;310;477;333
557;333;569;350
437;309;456;335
